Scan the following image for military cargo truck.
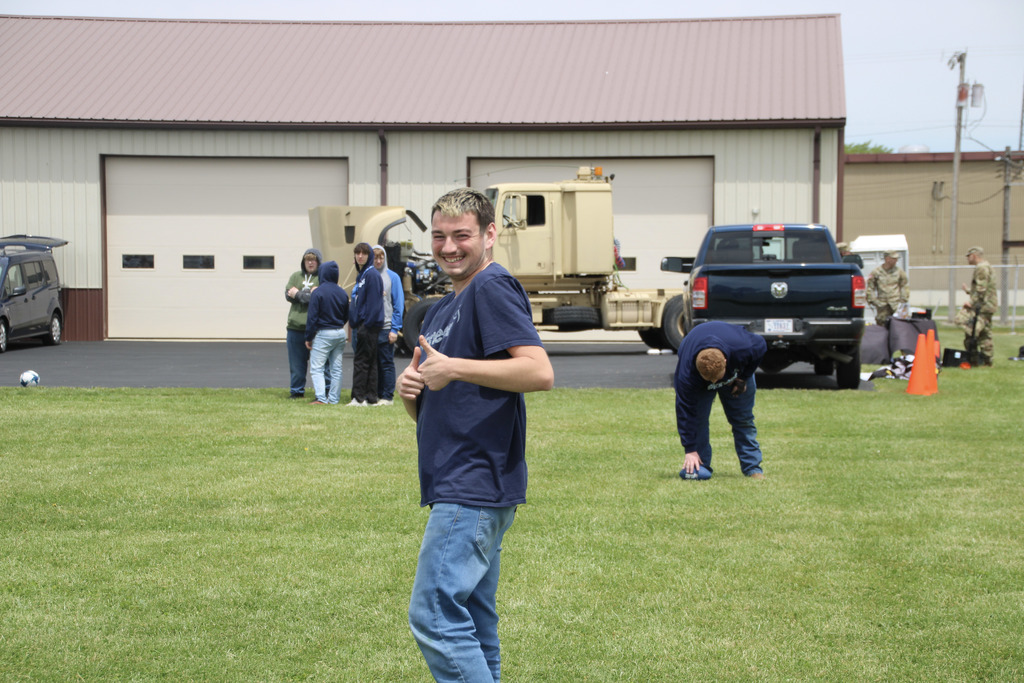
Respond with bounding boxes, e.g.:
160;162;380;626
309;167;687;353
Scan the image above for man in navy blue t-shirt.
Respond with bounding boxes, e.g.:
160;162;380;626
398;188;554;682
675;321;767;480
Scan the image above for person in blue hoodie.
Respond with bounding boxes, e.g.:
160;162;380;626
304;261;349;405
675;321;767;480
348;242;385;406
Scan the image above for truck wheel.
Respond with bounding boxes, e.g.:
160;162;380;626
403;297;441;353
661;295;686;352
835;346;862;389
543;306;601;331
639;327;667;349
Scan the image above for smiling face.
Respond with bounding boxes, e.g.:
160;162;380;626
431;211;495;293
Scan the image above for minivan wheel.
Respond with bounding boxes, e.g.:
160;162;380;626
43;313;62;346
0;320;7;353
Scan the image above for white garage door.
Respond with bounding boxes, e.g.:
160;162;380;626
106;157;348;339
469;157;713;290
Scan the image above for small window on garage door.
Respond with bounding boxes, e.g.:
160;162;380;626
243;255;275;270
122;254;155;269
183;255;215;270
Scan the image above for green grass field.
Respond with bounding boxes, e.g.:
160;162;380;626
2;330;1022;681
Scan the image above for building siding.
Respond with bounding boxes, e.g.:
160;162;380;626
0;127;380;289
844;155;1024;267
387;128;838;229
2;124;839;340
3;125;840;290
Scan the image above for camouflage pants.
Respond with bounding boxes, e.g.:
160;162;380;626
955;307;994;364
873;303;895;327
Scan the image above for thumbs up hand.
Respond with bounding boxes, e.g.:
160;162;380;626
417;335;455;391
397;344;425;402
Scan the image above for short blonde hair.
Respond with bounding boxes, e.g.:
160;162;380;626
431;188;495;233
696;348;726;382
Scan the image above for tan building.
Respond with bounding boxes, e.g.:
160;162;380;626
843;151;1024;313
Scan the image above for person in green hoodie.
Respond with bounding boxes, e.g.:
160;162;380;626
285;248;327;398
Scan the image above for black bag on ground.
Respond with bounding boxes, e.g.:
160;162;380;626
888;318;938;356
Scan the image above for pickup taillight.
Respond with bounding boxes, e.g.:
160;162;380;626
692;276;708;309
852;274;866;308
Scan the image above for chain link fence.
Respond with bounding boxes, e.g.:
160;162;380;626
904;263;1021;332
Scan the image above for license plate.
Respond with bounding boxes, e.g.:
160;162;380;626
764;319;793;334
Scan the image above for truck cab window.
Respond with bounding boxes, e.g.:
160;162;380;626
755;236;784;261
501;194;546;228
525;195;545;226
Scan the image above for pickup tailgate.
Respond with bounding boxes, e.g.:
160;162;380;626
702;263;858;319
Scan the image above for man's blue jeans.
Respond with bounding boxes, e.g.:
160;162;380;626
692;374;763;475
286;328;310;396
409;504;517;683
309;328;346;404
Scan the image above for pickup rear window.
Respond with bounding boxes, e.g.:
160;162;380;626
705;231;833;264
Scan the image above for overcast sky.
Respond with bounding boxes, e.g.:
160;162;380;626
3;0;1023;154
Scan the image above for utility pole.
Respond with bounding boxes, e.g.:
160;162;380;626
948;51;967;322
1002;146;1011;324
1001;147;1024;325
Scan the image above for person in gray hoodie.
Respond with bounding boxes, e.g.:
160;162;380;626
372;244;404;405
304;260;349;405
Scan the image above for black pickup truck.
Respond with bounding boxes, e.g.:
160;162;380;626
662;224;867;389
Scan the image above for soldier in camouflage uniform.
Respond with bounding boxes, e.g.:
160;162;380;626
866;250;909;326
837;242;864;269
956;246;998;366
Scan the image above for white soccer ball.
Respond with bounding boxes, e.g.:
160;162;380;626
20;370;40;387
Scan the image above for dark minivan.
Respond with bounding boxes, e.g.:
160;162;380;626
0;235;67;352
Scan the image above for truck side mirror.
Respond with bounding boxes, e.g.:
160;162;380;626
661;257;694;274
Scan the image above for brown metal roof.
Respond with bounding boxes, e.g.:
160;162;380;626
0;14;845;129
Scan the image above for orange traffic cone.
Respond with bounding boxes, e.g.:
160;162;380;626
929;329;940;373
907;331;938;395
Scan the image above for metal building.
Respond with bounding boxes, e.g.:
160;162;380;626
844;150;1024;315
0;14;847;340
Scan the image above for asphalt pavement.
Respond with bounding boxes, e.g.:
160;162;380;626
1;338;869;391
